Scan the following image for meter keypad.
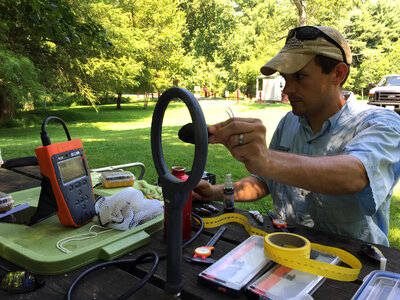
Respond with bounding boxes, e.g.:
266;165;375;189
52;148;95;226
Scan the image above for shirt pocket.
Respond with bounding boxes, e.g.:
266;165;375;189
311;194;364;225
309;194;373;240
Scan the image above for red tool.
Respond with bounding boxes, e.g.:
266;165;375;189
264;207;289;233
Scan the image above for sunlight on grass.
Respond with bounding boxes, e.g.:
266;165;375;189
389;182;400;249
89;122;152;130
83;138;108;142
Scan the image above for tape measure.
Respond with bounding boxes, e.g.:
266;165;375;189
196;213;361;282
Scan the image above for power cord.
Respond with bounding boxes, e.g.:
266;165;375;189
66;213;204;300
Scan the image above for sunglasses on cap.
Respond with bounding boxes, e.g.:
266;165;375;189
286;26;348;65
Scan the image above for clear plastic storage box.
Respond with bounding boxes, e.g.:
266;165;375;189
247;249;340;300
198;235;273;296
0;191;14;212
100;171;135;188
352;270;400;300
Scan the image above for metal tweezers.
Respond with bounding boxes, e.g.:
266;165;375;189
226;107;235;118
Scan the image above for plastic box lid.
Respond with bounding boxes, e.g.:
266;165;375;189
0;184;163;275
352;270;400;300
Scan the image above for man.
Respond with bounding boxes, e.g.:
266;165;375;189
193;26;400;246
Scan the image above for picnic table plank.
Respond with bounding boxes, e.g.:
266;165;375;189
0;167;41;193
7;165;42;180
0;255;175;300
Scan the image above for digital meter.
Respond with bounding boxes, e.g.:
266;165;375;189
34;116;95;227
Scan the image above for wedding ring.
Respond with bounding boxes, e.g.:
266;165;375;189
238;133;244;145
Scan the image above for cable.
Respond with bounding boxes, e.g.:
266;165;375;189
116;253;159;300
66;213;204;300
40;116;71;146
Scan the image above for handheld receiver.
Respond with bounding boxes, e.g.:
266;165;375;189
34;116;95;227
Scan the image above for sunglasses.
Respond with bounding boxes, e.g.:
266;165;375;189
286;26;348;64
0;266;45;294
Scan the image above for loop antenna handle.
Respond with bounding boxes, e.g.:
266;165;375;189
150;87;208;295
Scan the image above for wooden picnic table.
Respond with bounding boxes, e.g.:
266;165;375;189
1;165;400;299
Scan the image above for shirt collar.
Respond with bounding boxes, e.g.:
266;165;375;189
298;96;356;134
330;96;358;133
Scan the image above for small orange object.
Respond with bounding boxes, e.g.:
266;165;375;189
194;246;215;259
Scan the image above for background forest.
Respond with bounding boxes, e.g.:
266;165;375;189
1;0;400;120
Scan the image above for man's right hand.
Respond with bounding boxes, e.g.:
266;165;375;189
208;117;269;177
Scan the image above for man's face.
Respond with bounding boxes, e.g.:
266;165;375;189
280;58;334;118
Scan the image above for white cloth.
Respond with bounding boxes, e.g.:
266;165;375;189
95;187;163;230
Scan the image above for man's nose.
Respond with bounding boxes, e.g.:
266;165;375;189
282;81;295;94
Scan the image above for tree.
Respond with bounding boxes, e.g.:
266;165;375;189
2;0;400;116
234;0;296;94
0;0;110;118
181;0;237;63
293;0;307;26
0;47;42;118
125;0;192;92
346;0;400;92
83;2;144;109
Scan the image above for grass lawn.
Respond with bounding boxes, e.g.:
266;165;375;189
1;99;400;248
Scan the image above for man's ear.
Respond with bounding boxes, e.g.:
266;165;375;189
332;62;348;86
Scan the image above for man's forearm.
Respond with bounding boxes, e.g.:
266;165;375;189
233;176;269;201
254;150;368;194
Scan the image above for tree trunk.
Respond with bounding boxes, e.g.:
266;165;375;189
293;0;307;26
143;94;148;110
0;93;12;120
116;92;122;110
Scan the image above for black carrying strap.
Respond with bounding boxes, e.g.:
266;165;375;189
2;156;38;169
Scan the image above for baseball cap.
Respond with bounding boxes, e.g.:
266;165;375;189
260;26;352;76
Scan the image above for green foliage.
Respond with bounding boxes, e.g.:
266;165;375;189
1;0;400;118
84;2;142;98
345;0;400;90
126;0;191;91
0;0;111;116
0;47;43;118
181;0;237;63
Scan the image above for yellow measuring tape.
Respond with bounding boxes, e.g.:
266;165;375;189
197;213;361;282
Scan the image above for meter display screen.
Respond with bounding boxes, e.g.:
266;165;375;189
58;156;87;184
